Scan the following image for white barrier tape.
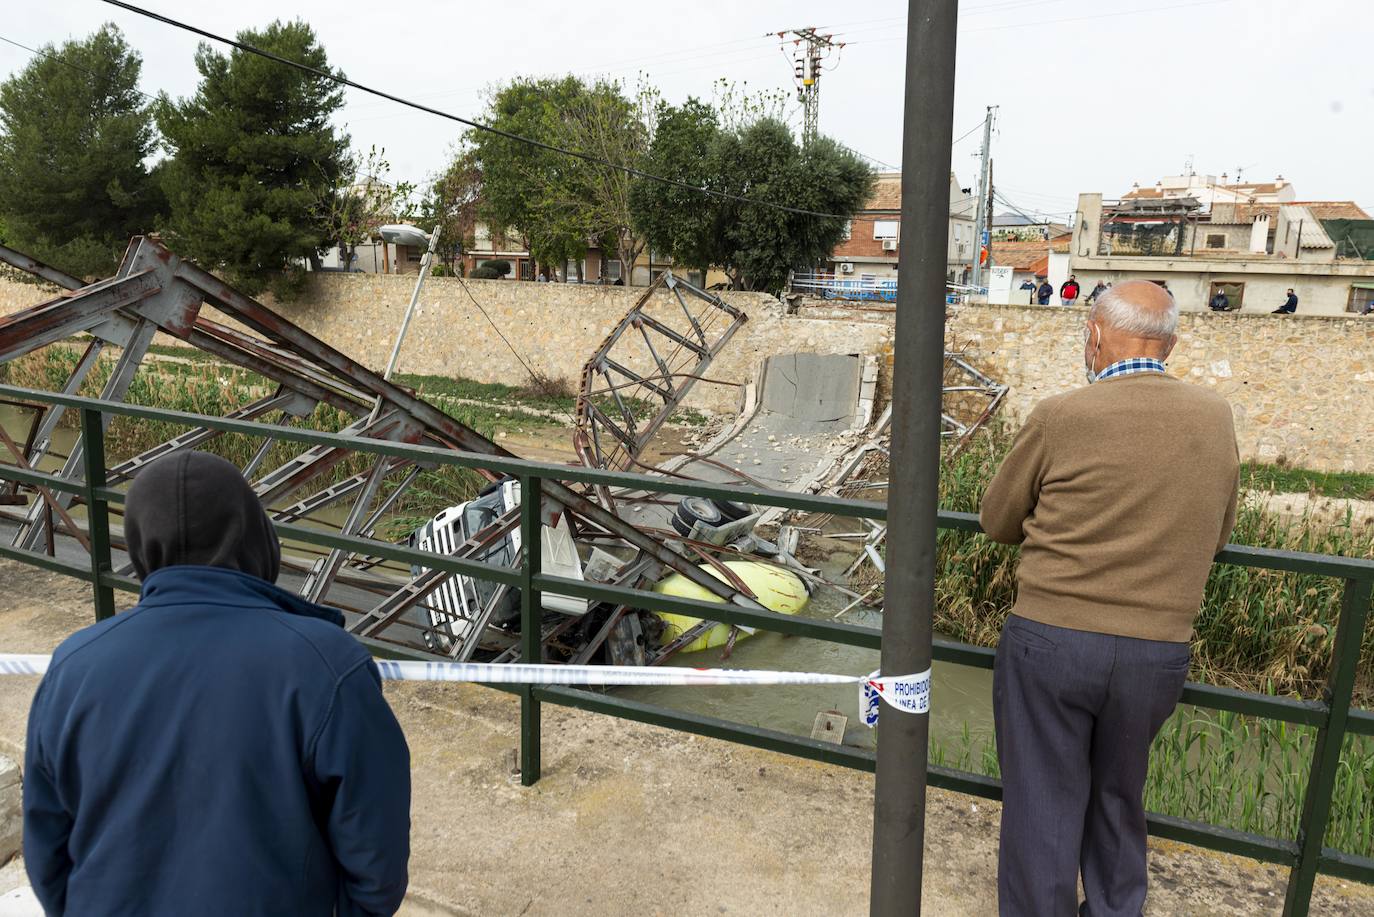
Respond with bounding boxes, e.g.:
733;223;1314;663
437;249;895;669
0;656;49;676
0;654;930;717
860;668;932;727
373;660;858;688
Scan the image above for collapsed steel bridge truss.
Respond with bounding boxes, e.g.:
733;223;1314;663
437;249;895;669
0;237;761;660
572;271;746;505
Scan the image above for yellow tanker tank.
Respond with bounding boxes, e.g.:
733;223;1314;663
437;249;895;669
652;560;810;653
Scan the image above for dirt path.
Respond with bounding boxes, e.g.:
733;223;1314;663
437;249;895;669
0;561;1369;915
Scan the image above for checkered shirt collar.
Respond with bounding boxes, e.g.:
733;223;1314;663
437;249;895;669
1095;357;1167;382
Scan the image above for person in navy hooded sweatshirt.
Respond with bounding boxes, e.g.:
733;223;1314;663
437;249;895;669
23;451;411;916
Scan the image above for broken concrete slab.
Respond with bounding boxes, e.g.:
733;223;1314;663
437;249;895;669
756;353;863;435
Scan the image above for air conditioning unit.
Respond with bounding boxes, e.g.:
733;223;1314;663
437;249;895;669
882;239;898;251
839;262;854;273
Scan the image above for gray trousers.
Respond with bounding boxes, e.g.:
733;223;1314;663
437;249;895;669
993;615;1190;917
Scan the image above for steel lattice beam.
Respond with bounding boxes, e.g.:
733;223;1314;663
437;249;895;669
572;271;747;505
0;236;763;654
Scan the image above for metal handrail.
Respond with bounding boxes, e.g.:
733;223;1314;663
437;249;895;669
0;383;1369;913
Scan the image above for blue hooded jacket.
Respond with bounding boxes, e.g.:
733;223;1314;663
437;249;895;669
24;453;410;916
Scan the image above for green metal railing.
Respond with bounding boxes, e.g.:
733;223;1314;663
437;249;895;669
0;383;1370;915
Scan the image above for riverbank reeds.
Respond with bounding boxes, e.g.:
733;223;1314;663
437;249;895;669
0;347;486;519
928;710;1374;857
928;427;1374;859
935;428;1374;700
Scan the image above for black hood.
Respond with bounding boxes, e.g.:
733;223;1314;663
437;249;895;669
124;451;281;583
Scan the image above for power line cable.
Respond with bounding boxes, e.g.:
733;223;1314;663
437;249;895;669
96;0;853;220
951;121;986;146
451;272;579;426
838;143;897;171
994;190;1074;226
1;28;571;425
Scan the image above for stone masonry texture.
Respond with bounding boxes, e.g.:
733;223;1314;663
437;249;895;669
1;274;1370;472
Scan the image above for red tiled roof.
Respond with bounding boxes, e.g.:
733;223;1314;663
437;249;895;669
1049;235;1071;253
1123;187;1165;199
989;239;1050;271
858;172;973;214
1289;201;1371;220
1216;203;1280;224
864;173;902;211
1222;182;1285;195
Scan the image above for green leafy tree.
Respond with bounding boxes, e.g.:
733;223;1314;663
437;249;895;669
0;24;163;278
156;20;348;296
557;79;657;283
627;99;723;274
470;76;593;279
632;99;871;293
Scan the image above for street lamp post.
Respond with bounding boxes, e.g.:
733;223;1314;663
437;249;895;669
370;223;442;423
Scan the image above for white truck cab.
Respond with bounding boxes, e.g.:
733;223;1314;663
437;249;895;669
409;479;588;654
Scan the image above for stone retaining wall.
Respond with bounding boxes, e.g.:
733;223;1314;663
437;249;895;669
235;274;893;416
941;303;1373;472
1;274;1370;471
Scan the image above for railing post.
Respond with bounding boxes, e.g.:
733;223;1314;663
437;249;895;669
1282;576;1372;915
79;408;116;622
519;475;543;786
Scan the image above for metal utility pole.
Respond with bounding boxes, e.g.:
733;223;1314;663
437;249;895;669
368;223;441;425
969;105;996;289
869;0;957;914
776;27;844;147
984;158;995;273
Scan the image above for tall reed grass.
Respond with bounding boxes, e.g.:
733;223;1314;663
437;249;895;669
0;346;486;519
928;710;1374;857
935;429;1374;700
928;428;1374;859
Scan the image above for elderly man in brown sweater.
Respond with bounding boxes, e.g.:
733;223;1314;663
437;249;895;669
981;279;1239;916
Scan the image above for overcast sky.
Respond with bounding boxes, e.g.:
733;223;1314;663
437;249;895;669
5;0;1372;219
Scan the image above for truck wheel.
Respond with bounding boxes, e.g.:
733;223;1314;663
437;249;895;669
712;499;753;522
674;496;723;535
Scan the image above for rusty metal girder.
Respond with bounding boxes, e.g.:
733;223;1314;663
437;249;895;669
572;272;747;498
0;236;763;656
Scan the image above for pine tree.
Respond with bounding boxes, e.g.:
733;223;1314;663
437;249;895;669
157;20;347;296
0;24;162;279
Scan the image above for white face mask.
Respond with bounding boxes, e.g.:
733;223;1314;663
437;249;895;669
1083;323;1102;384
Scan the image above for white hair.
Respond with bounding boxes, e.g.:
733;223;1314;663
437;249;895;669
1090;284;1178;339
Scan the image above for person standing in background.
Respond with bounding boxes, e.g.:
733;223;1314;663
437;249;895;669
1060;274;1082;306
1036;278;1054;305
